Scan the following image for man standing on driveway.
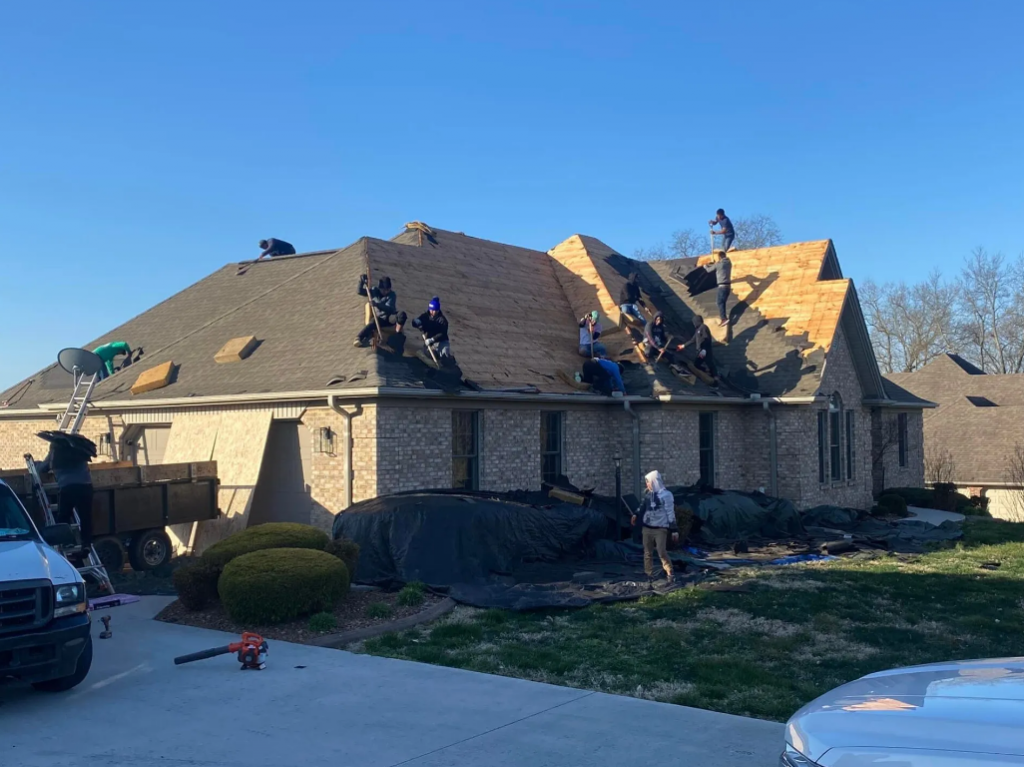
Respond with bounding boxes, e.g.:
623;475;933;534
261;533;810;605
708;208;736;253
631;469;679;582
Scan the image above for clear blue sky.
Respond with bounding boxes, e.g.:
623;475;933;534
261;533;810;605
2;0;1022;388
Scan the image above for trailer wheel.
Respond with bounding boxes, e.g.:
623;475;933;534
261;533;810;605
129;529;172;571
92;537;126;574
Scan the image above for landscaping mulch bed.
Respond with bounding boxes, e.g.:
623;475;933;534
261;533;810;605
156;589;445;646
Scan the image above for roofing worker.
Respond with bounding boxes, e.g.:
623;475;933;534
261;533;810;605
708;208;736;253
581;358;626;397
258;238;296;258
92;341;132;380
412;296;450;360
644;312;685;364
681;315;717;380
355;274;407;347
578;311;607;358
618;272;647;326
34;433;95;552
704;250;733;326
630;469;679;582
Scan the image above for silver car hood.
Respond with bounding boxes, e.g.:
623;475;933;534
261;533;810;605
0;539;80;585
788;658;1024;764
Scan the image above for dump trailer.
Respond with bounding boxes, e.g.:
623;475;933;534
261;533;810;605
1;461;220;573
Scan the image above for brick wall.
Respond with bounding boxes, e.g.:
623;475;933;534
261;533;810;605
374;405;452;494
874;409;925;492
301;405;376;532
481;408;541;491
0;415;122;470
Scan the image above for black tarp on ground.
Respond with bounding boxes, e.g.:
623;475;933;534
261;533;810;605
669;487;804;544
800;504;963;551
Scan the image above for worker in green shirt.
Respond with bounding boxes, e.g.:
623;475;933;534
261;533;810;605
92;341;133;379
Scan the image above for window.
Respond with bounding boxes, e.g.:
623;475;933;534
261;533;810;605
897;412;908;467
829;394;842;482
698;412;716;487
452;411;480;490
540;411;564;484
817;411;827;484
845;410;856;480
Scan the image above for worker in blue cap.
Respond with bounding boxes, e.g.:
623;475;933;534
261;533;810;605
412;296;450;360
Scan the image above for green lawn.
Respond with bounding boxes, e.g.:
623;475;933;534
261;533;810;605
360;519;1024;721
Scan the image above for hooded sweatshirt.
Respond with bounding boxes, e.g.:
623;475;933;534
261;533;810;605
644;313;668;350
619;273;642;305
639;470;676;529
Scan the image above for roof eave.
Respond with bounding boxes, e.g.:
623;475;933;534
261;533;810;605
862;398;937;409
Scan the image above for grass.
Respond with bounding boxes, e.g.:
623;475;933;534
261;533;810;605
365;602;394;619
361;520;1024;721
396;581;426;607
308;611;338;632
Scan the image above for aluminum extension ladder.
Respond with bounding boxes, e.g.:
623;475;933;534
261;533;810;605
24;358;112;593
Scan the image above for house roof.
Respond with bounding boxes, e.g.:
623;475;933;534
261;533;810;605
887;354;1024;483
1;225;912;412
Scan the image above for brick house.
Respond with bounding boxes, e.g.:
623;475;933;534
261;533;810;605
0;224;928;550
888;354;1024;520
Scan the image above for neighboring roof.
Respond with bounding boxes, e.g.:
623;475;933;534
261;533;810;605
888;354;1024;484
1;225;895;412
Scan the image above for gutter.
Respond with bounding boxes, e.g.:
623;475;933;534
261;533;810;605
623;401;642;499
862;398;937;409
327;395;362;510
655;394;821;405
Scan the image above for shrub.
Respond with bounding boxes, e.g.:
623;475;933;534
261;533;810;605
172;560;222;611
365;602;393;620
883;487;934;508
202;523;329;568
218;548;350;624
877;493;909;518
324;538;360;578
308;612;338;632
397;582;426;607
674;504;694;541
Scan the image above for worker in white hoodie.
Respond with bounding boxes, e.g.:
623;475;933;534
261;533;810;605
630;469;680;581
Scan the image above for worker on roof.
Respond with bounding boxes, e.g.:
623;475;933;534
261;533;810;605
681;315;717;381
644;312;685;365
704;250;733;327
631;469;680;583
618;272;647;327
258;238;296;258
355;274;407;347
581;358;625;397
411;297;450;360
92;341;133;380
578;311;607;358
708;208;736;253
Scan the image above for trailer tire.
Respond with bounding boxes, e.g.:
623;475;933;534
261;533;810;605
93;537;126;574
129;529;172;571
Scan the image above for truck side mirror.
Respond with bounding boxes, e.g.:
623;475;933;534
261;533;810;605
41;524;76;548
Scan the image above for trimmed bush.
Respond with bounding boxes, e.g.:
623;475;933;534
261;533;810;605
877;493;909;518
324;538;360;578
397;582;426;607
218;548;350;624
365;602;393;619
202;523;329;568
172;561;222;611
308;612;338;632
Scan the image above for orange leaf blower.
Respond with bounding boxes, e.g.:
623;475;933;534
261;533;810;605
174;632;269;670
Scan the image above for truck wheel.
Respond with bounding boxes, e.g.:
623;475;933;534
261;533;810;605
32;635;93;692
129;529;173;571
93;537;126;574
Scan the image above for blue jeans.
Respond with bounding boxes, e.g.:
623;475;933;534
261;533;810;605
620;303;645;325
716;286;730;322
720;232;735;252
579;342;607;358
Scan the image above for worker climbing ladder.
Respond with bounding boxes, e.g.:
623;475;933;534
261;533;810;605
23;348;113;594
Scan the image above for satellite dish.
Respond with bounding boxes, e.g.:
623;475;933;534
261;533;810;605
57;348;104;377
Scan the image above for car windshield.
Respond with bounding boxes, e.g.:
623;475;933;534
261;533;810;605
0;485;36;540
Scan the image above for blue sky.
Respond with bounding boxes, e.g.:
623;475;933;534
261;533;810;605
2;0;1022;388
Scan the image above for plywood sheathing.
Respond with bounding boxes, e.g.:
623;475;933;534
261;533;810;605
130;361;175;395
214;335;259;363
548;235;623;329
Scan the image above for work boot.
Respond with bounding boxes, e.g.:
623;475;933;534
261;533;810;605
353;338;368;348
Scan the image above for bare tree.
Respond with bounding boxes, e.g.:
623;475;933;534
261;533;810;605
862;272;958;374
1004;442;1024;522
925;445;957;484
635;214;783;261
957;248;1024;373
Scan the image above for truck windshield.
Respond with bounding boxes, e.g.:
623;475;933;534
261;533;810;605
0;485;36;540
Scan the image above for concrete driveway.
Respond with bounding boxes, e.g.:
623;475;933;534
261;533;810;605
1;597;782;767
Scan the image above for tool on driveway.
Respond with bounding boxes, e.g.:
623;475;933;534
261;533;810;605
99;615;112;639
174;632;269;671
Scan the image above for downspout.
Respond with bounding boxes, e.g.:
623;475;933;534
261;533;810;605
328;396;361;510
623;401;642;499
763;401;778;497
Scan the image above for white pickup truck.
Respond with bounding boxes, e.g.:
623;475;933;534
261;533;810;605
0;478;92;691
